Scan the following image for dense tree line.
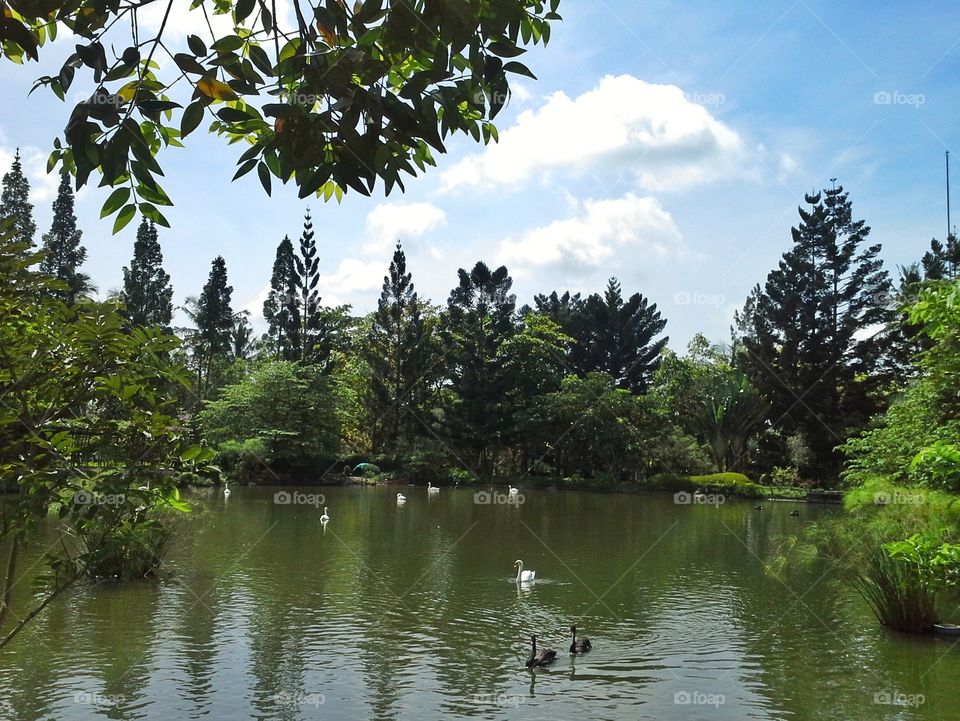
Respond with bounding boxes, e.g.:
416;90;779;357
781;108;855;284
2;160;955;489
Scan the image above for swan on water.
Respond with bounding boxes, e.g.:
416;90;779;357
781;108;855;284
320;506;330;522
427;482;440;494
569;625;592;654
514;559;535;583
508;486;519;495
397;493;407;504
223;483;231;498
526;635;556;668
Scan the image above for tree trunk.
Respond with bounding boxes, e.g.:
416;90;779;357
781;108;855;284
0;534;20;629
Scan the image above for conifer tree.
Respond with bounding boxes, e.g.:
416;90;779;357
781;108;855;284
39;173;91;303
366;242;432;455
291;211;329;367
190;256;234;398
736;182;892;478
441;261;517;475
263;234;299;359
0;149;37;249
576;278;668;393
121;218;173;328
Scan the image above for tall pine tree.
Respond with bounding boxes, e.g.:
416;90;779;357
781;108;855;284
122;218;174;328
576;278;668;393
291;211;330;367
262;234;299;359
0;149;36;249
366;242;432;456
441;261;517;475
39;173;90;303
190;256;234;399
736;182;891;478
40;173;92;305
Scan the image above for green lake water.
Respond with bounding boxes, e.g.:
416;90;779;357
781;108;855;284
0;486;956;720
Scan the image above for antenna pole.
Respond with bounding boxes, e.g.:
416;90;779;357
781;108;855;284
947;150;952;239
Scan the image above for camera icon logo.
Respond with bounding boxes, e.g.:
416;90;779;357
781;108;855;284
473;491;492;505
673;491;692;505
274;491;292;505
674;691;692;705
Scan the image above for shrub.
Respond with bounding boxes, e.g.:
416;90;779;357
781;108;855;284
216;438;269;482
446;468;474;484
690;472;766;498
644;472;695;492
766;465;802;487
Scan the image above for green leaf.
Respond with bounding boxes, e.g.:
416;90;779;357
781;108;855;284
139;202;170;228
503;61;537;80
181;100;205;137
217;106;251;122
174;52;207;75
180;445;203;461
100;187;131;217
235;0;256;22
187;34;207;57
112;203;136;234
257;161;271;195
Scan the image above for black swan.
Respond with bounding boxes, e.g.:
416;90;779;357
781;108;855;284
526;635;557;668
789;509;800;517
569;625;592;654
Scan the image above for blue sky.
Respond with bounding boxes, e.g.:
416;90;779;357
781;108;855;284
1;0;958;348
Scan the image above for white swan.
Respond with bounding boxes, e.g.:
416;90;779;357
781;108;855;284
223;483;231;498
508;485;519;495
427;482;440;494
396;493;406;504
514;559;535;583
319;506;330;522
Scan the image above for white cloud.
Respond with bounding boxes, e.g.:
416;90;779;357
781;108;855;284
0;143;61;204
497;193;687;279
363;201;446;256
441;74;748;193
318;258;387;307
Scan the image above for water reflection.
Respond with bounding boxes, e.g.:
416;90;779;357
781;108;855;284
0;488;957;721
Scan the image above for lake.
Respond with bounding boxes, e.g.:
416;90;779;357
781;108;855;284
0;486;955;720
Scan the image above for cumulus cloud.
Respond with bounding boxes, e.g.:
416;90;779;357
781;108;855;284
441;74;748;193
363;201;446;255
317;258;387;307
497;193;688;279
0;143;61;203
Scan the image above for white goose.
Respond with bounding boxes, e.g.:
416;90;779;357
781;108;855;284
514;559;535;583
427;482;440;494
396;493;407;504
319;506;330;522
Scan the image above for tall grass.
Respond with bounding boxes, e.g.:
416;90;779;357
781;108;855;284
851;547;939;633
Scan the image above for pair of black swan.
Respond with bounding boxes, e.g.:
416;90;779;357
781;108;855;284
526;626;592;667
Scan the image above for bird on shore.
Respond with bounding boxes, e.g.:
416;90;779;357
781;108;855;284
569;625;592;654
514;559;535;583
526;635;556;668
320;506;330;522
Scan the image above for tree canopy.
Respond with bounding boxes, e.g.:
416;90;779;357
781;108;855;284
0;0;560;230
